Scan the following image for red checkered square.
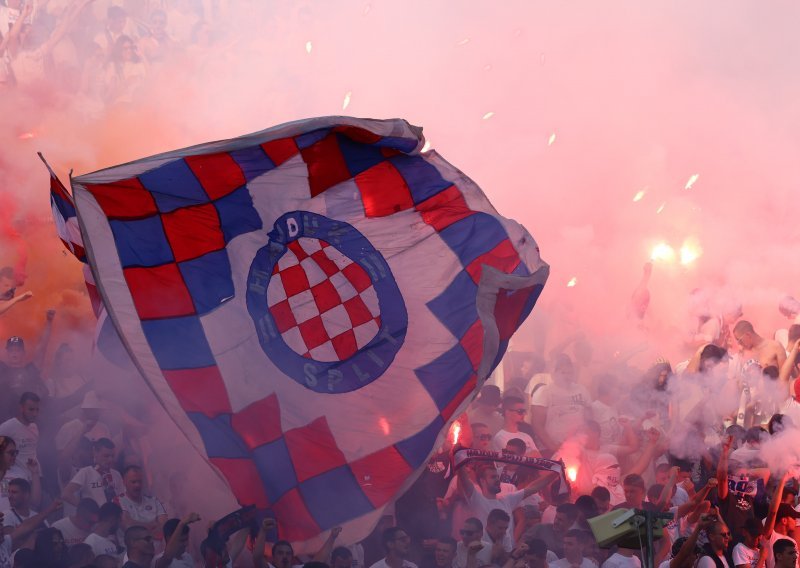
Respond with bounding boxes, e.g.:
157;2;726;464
185;153;246;200
273;488;320;542
261;137;299;166
300;133;351;197
269;299;297;333
162;366;232;416
231;394;283;450
298;316;330;351
415;184;474;232
311;279;340;313
161;203;225;262
465;238;521;284
284;417;347;482
355;161;414;218
287;240;309;261
311;248;340;277
331;330;357;360
460;320;484;370
87;177;158;220
124;264;195;320
276;264;310;297
495;285;538;341
350;445;413;508
342;262;371;293
210;457;270;508
344;295;373;327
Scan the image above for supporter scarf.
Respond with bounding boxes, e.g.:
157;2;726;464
452;447;570;495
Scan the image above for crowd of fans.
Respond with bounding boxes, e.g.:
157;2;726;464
4;244;800;568
0;0;223;113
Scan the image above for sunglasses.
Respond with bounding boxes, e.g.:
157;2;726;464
478;434;492;441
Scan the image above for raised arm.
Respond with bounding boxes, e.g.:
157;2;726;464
763;472;788;539
0;292;33;316
10;499;61;549
252;518;276;568
522;471;559;499
155;512;201;568
716;436;732;501
627;428;662;477
32;310;55;369
312;526;342;562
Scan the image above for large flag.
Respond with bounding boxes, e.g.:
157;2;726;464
66;117;548;548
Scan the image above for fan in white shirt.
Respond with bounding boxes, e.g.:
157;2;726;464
0;392;40;467
61;438;123;508
83;502;123;559
550;530;596;568
116;465;167;541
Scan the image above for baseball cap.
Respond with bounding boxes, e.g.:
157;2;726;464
6;336;24;350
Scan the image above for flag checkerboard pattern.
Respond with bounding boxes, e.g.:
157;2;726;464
66;117;548;547
267;238;381;361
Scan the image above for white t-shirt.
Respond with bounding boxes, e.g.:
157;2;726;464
84;532;120;557
590;400;622;445
657;561;671;568
55;419;112;451
68;466;124;507
454;540;492;568
551;558;596;568
767;531;798;568
0;507;38;528
0;418;38;465
116;493;167;524
601;553;641;568
368;559;418;568
698;555;730;568
732;542;759;568
153;551;195;567
467;488;525;551
492;429;537;454
530;382;590;445
51;516;90;547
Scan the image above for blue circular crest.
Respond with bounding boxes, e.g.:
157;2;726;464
246;211;407;393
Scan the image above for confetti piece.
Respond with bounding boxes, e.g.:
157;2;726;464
633;189;646;202
685;173;700;190
305;41;312;54
567;277;577;287
548;132;556;145
342;91;352;110
482;111;494;120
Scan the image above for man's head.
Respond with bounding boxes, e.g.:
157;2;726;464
574;495;598;522
381;527;411;559
486;509;510;542
18;392;39;425
459;518;483;546
434;537;457;568
774;539;799;568
163;518;190;555
93;438;115;470
501;396;527;426
622;474;646;507
776;504;799;537
273;541;294;568
553;503;578;534
591;486;611;514
733;320;758;349
741;518;763;549
5;336;25;366
477;385;501;409
706;521;732;553
331;547;353;568
523;539;548;568
554;354;576;384
477;464;501;496
562;529;584;562
75;498;100;528
7;478;30;509
471;423;492;451
503;438;526;457
123;465;144;499
745;427;765;446
582;420;601;450
783;485;798;505
67;543;94;568
98;502;122;532
125;525;155;562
